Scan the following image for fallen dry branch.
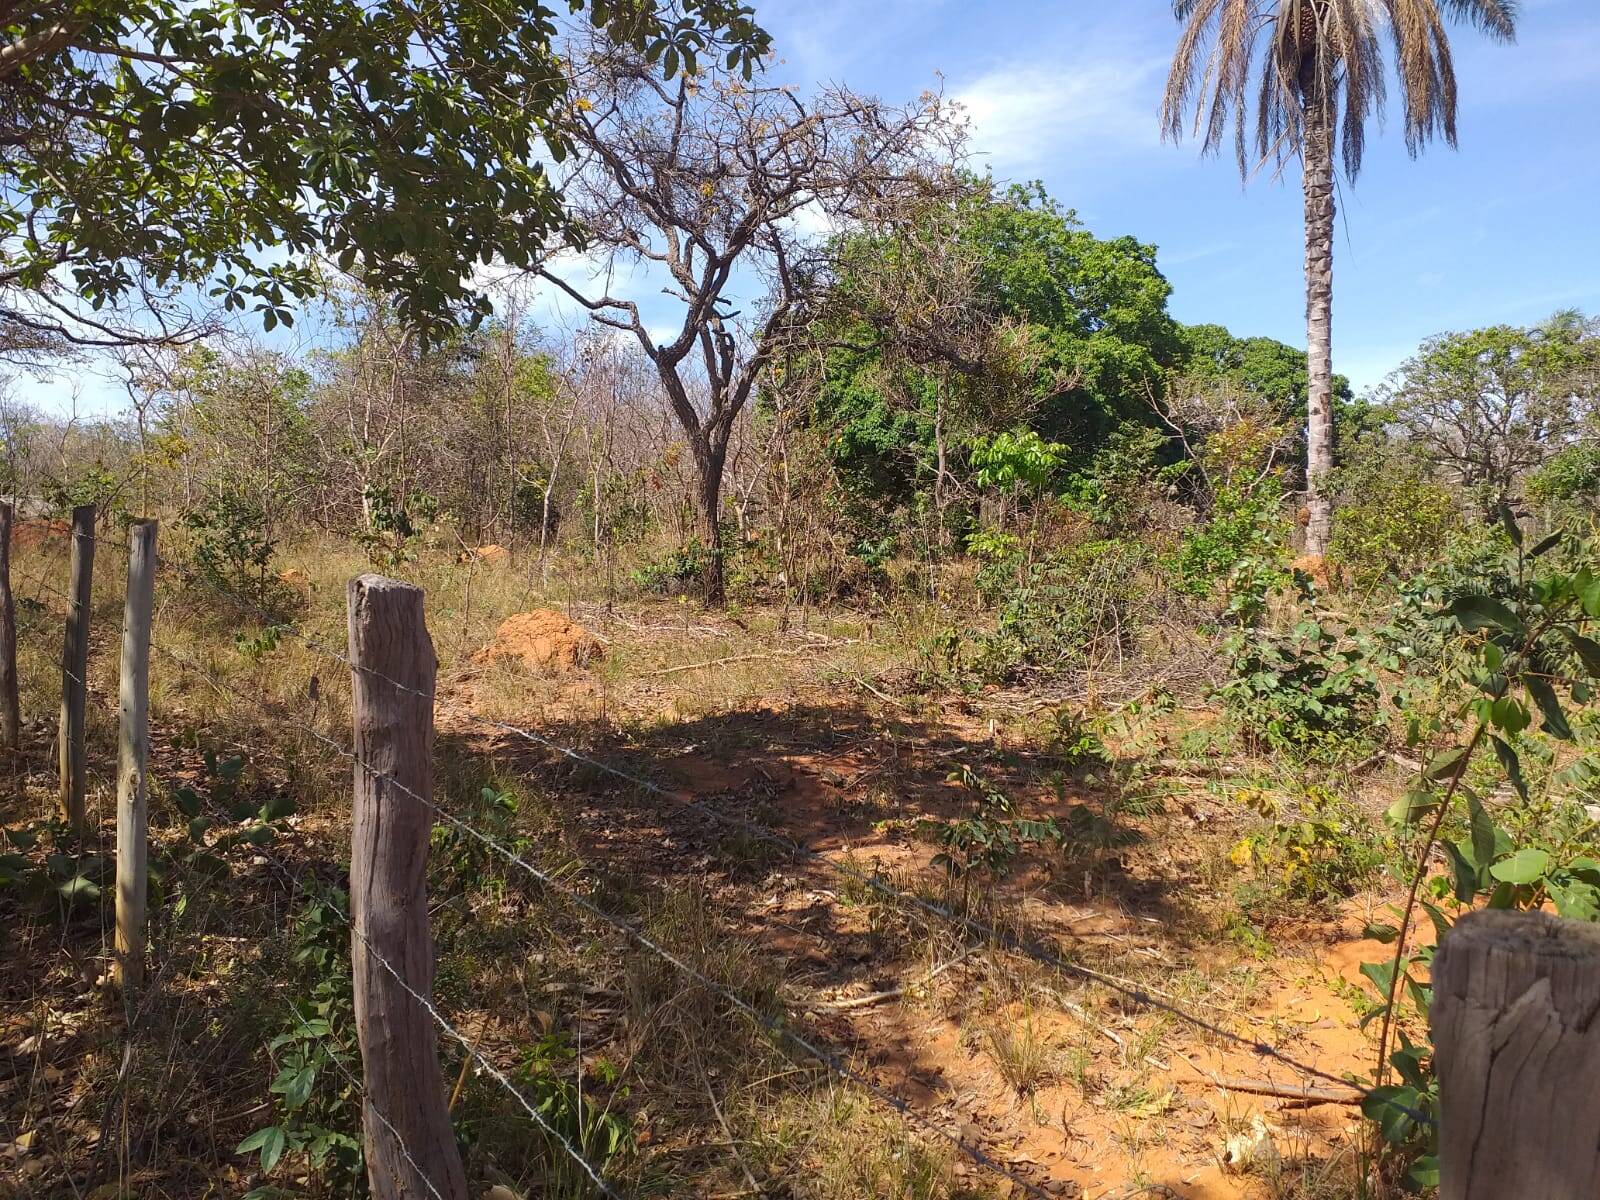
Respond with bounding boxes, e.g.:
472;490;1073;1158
645;639;857;678
1206;1077;1364;1105
644;649;811;677
814;945;978;1010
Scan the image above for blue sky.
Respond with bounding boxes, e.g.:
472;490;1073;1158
30;0;1599;415
758;0;1599;390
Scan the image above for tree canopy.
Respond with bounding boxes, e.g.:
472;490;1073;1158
1380;311;1600;512
0;0;769;351
814;179;1181;507
1176;322;1351;418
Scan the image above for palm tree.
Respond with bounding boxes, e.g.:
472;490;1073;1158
1162;0;1517;557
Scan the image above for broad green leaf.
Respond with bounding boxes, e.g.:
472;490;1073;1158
1565;631;1600;679
1362;1084;1420;1144
237;1125;287;1176
1359;958;1397;999
1581;573;1600;618
1527;677;1575;741
1549;881;1600;922
1390;1039;1427;1089
1444;842;1480;902
1449;594;1518;632
1568;857;1600;885
1386;789;1433;825
1489;696;1531;734
1407;1155;1441;1189
260;794;297;821
274;1064;316;1110
1491;736;1528;803
1466;790;1499;872
58;875;101;902
1425;747;1470;780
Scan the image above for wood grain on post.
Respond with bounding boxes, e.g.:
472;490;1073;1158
58;503;94;838
347;574;466;1200
115;520;157;996
0;501;20;750
1433;909;1600;1200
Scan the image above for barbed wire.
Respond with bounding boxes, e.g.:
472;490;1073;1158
169;567;1380;1100
169;689;627;1200
7;561;625;1196
6;564;459;1200
8;542;1431;1144
235;942;455;1200
148;634;1056;1200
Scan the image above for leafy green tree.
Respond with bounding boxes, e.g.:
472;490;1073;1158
1163;0;1518;558
0;0;769;347
1381;312;1600;514
815;179;1180;516
1176;323;1351;421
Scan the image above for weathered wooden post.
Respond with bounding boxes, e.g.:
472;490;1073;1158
58;503;94;838
0;501;20;750
1432;909;1600;1199
115;520;157;996
347;574;466;1200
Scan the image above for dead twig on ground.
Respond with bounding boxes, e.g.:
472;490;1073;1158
814;945;978;1011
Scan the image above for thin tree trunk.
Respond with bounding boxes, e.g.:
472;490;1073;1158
695;444;727;607
538;471;557;580
1301;89;1337;558
0;502;19;751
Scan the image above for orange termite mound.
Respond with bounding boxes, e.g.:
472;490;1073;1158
475;610;603;672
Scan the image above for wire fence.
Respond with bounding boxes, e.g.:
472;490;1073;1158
4;520;1429;1199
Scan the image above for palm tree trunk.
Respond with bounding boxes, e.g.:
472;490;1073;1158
1301;90;1337;558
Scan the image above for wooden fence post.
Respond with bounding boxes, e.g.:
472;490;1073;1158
347;574;467;1200
1432;909;1600;1199
58;503;94;838
0;501;19;751
115;520;157;996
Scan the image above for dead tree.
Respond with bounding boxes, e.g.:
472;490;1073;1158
540;42;959;603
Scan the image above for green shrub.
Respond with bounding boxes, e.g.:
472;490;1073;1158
630;539;709;595
1529;444;1600;525
1171;482;1290;603
916;764;1067;910
183;486;299;620
356;484;439;567
1216;617;1381;759
1229;785;1386;914
1330;459;1458;588
976;538;1145;680
1358;528;1600;1189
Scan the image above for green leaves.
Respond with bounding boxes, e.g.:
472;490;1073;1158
237;1125;287;1174
1449;593;1519;632
1362;1085;1422;1144
1424;746;1470;780
271;1062;317;1111
1489;848;1550;886
1563;630;1600;678
3;0;770;344
1527;676;1574;740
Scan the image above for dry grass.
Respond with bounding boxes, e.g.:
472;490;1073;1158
0;528;1398;1200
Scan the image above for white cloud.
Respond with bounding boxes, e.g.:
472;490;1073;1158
950;54;1166;174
